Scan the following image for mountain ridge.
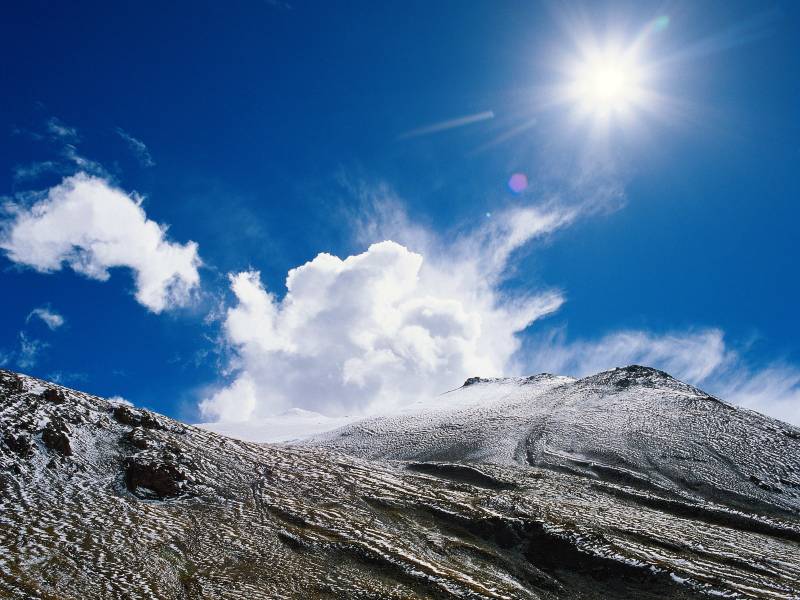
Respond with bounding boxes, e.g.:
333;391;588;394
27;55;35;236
310;364;800;516
2;367;800;599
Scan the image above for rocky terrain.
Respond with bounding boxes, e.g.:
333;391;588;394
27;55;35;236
1;367;800;599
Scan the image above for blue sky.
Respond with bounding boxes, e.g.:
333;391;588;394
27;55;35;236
1;1;799;426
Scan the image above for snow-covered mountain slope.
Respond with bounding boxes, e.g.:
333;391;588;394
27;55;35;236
310;366;800;515
2;368;800;599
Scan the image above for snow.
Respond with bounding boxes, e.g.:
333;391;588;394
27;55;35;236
2;367;800;599
311;366;800;515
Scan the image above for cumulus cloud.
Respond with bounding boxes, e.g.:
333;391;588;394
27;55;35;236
0;173;201;313
26;307;65;330
201;203;568;422
115;127;155;167
526;328;800;425
199;176;798;428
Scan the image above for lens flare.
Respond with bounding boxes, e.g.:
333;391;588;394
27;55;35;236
508;173;528;194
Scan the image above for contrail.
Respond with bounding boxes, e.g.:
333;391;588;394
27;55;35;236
398;110;495;140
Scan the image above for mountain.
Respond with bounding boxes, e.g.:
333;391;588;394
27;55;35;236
310;366;800;516
1;367;800;599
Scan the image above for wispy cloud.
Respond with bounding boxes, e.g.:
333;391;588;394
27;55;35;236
61;144;109;177
1;173;202;313
11;117;110;184
397;110;495;140
115;127;155;167
46;371;88;385
525;328;800;425
46;117;79;142
526;328;732;383
17;332;46;370
712;364;800;427
107;395;133;406
13;161;61;183
26;307;65;330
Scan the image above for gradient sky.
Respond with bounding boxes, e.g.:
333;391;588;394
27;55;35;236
1;1;798;425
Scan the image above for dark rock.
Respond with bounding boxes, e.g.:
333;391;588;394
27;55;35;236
112;405;139;426
139;412;166;429
122;427;151;450
43;388;66;404
66;411;85;425
3;433;33;457
5;374;24;394
614;377;632;389
124;455;186;498
618;365;669;378
406;462;516;490
112;405;163;430
463;376;484;387
524;373;556;383
42;421;72;456
750;474;781;493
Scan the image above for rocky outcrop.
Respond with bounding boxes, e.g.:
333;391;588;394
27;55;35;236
3;433;33;458
41;420;71;456
123;453;187;498
112;405;164;430
43;388;66;404
122;427;152;450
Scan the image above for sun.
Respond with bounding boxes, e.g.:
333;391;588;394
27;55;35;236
566;52;645;117
550;17;672;128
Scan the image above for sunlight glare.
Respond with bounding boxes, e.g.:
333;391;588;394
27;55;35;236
568;52;644;116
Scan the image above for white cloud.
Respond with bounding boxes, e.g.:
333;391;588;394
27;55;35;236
201;203;568;422
1;173;201;313
46;117;79;142
527;328;733;383
198;177;797;429
26;307;65;330
13;161;61;183
17;332;46;370
115;128;155;167
0;334;46;371
61;145;108;178
714;365;800;427
526;328;800;425
107;395;133;406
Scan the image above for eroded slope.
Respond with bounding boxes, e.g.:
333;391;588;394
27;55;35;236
1;369;799;599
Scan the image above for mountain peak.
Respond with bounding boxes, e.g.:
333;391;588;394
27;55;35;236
576;364;706;394
461;373;564;388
